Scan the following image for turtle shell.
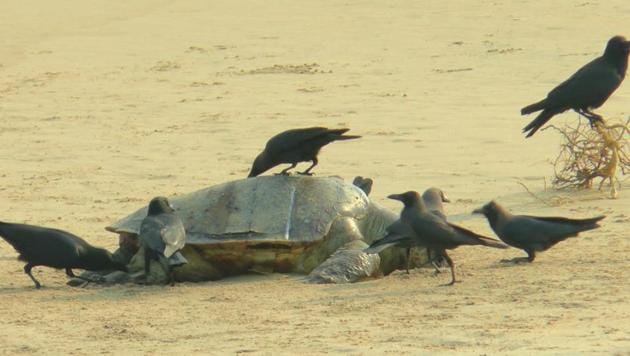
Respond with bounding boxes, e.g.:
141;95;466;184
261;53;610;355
106;175;369;247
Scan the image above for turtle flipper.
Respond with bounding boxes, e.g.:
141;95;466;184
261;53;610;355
305;240;381;284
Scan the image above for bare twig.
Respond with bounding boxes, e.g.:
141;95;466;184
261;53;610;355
517;181;554;207
547;117;628;198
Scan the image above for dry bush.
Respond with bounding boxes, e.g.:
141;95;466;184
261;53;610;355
542;116;629;198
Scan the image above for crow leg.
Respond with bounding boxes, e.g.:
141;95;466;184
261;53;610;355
576;109;603;127
576;108;591;120
168;266;175;286
442;252;456;286
431;252;443;274
278;163;297;175
298;157;318;176
405;247;411;274
24;264;41;289
504;250;536;263
426;248;442;274
583;109;603;124
431;262;442;274
144;249;152;277
159;264;173;285
157;257;175;286
501;249;535;263
526;250;536;263
65;268;76;278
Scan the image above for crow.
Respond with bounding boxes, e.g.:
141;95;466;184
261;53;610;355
473;201;605;262
0;221;127;288
521;36;630;137
352;176;373;196
248;127;361;177
367;191;507;285
138;196;187;285
367;188;451;274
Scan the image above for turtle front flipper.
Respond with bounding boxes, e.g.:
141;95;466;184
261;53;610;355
305;240;381;284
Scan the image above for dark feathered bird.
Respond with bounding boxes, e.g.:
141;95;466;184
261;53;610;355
139;196;187;284
421;187;450;221
521;36;630;137
248;127;361;177
473;201;605;263
352;176;373;196
367;188;450;274
367;191;507;285
0;222;127;288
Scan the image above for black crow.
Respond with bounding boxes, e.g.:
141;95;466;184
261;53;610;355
419;188;451;271
521;36;630;137
139;196;187;284
352;176;373;196
0;222;127;288
473;201;605;262
367;191;507;285
248;127;361;177
368;188;451;274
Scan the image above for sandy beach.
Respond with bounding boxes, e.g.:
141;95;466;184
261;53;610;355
1;0;629;354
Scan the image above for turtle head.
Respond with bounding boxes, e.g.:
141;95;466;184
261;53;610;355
248;152;271;178
147;196;174;215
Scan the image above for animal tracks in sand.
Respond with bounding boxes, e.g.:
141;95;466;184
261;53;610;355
236;63;331;75
150;61;181;72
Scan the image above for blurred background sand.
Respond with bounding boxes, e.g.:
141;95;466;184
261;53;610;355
0;0;628;354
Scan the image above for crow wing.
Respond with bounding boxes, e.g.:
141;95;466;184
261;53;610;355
139;213;186;257
547;57;623;109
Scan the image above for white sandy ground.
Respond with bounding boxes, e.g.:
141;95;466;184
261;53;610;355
0;0;629;354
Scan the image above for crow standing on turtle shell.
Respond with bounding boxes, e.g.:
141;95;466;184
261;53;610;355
139;196;187;284
521;35;630;137
248;127;361;177
473;201;605;263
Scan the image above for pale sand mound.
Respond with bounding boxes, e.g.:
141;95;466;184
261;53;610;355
0;1;628;354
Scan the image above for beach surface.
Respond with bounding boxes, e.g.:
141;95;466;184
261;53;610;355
0;1;628;354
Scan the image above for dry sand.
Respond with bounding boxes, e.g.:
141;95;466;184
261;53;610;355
1;0;629;354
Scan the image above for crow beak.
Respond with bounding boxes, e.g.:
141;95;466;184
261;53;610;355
387;193;403;201
442;194;451;203
472;207;484;215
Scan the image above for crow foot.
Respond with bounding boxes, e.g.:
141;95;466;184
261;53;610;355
441;279;458;287
500;257;531;264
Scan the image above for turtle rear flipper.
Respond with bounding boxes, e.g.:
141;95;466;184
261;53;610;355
306;240;381;284
67;270;131;287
